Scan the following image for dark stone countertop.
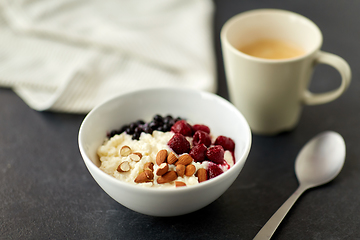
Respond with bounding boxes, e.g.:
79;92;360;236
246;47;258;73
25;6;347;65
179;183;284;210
1;1;360;239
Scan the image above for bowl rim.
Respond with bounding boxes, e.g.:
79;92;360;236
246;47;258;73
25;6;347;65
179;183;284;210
78;87;252;193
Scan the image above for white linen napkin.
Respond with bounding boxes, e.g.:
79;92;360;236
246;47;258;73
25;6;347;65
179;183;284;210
0;0;216;113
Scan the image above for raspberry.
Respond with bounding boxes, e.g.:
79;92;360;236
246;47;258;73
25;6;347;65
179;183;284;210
168;133;190;154
207;163;224;179
206;145;225;164
192;130;211;147
170;120;193;137
192;124;210;134
189;143;207;162
214;136;235;151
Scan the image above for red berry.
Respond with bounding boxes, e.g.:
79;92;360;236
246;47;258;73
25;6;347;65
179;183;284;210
189;143;207;162
193;130;211;147
207;163;224;179
214;136;235;151
206;145;225;164
192;124;210;134
168;133;190;154
171;120;193;137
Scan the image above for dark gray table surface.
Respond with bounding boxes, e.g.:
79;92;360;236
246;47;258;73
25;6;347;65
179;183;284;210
1;1;360;239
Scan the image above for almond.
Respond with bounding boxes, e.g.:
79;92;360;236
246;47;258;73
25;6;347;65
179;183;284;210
130;152;142;162
157;171;178;184
167;152;178;165
185;164;196;177
156;163;169;176
176;164;185;177
134;172;151;183
156;149;168;165
176;154;193;166
196;168;208;183
120;145;132;157
144;162;154;172
144;169;154;180
117;161;130;172
175;181;186;187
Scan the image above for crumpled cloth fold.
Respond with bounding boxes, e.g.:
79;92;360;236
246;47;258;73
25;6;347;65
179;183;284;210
0;0;216;113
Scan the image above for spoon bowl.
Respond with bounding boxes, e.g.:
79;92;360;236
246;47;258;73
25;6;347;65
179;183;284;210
254;131;346;240
295;131;346;188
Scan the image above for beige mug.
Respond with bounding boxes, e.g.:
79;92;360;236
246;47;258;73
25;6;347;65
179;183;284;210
221;9;351;135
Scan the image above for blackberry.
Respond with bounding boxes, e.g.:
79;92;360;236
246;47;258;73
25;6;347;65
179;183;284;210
109;130;119;138
136;120;145;125
153;114;163;122
163;115;173;124
132;132;141;140
125;127;134;135
163;123;171;131
157;126;165;132
143;125;153;134
108;114;184;140
129;123;137;131
149;121;159;130
134;126;142;134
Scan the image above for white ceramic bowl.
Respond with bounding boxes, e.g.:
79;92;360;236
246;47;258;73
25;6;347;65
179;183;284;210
78;88;252;216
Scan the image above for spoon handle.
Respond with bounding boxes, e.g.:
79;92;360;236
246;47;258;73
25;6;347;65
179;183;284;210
253;185;308;240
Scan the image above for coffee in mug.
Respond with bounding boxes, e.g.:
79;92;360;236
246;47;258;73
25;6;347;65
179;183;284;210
237;39;305;60
221;9;351;135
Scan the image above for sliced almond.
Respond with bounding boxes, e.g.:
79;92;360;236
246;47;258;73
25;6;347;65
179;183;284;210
156;163;169;176
157;171;178;184
176;154;193;166
134;172;151;183
167;152;178;165
196;168;208;183
185;164;196;177
156;149;168;165
120;145;132;157
117;161;131;172
175;181;186;187
176;164;185;177
144;162;154;172
129;152;142;162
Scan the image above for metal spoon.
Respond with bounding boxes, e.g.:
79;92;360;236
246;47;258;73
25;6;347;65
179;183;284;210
253;131;346;240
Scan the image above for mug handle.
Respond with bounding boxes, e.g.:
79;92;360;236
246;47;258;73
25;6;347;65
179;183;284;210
303;51;351;105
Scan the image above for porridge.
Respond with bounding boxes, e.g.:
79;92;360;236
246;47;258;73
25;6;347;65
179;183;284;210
97;115;236;188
